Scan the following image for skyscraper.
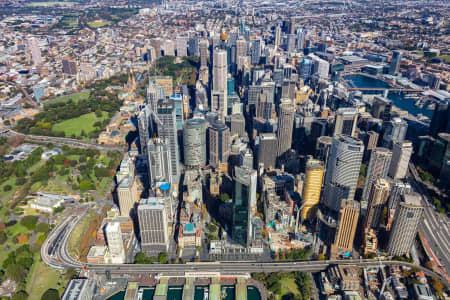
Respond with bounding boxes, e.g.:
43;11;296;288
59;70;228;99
387;193;423;256
157;99;180;183
28;37;42;66
213;48;227;91
176;36;188;57
251;38;261;65
324;135;364;211
389;50;403;75
148;138;171;187
199;39;209;68
258;133;278;170
333;107;358;137
105;222;126;264
371;96;392;121
235;38;247;72
388;140;413;179
183;118;207;167
232;166;257;247
296;29;305;51
301;158;324;219
382;117;408;148
138;106;152;157
429;101;449;138
277;99;295;158
362;147;392;201
387;180;411;210
286;34;296;53
274;26;281;48
211;90;227;118
364;178;390;229
138;198;169;254
117;175;139;218
208;120;230;168
334;199;360;251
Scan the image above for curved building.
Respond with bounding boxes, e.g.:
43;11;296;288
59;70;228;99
183;118;207;167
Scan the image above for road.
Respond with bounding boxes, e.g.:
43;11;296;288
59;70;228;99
0;128;123;152
41;213;450;287
409;163;450;280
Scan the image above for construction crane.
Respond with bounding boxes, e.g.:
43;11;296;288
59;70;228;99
379;276;392;297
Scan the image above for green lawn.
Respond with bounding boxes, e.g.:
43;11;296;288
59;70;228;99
437;55;450;64
279;276;301;297
52;111;108;139
46;90;90;105
0;176;18;205
88;20;112;28
26;253;66;300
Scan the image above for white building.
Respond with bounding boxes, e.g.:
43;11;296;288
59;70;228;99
105;222;126;264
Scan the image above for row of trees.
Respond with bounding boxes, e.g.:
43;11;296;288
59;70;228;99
135;252;168;264
252;272;312;300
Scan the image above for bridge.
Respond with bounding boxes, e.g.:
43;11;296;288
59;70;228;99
347;87;424;92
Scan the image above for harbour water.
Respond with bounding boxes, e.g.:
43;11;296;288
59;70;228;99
107;285;261;300
344;74;433;118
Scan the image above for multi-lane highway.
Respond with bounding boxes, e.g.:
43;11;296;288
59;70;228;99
409;163;450;280
42;212;450;287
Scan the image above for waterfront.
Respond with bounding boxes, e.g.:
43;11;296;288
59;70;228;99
344;74;433;118
107;285;261;300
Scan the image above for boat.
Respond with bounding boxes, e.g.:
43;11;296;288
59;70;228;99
426;103;436;110
137;289;143;300
204;287;209;300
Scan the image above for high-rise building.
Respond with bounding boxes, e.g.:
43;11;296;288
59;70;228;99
333;107;358;137
188;36;199;57
300;58;313;80
251;39;261;65
151;76;173;98
105;222;126;264
286;34;296;53
324;135;364;211
213;49;227;91
362;147;392;201
230;114;245;137
371;96;392;121
117;175;139;218
183;118;207;167
164;39;175;56
387;193;423;256
208;120;230;168
364;178;390;229
157;99;180;183
362;131;379;161
274;26;281;48
311;55;329;79
429;101;449;138
235;38;247;72
138;198;169;254
387;180;411;210
334;199;360;251
211;90;228;118
176;36;188;56
301;158;324;219
199;39;209;68
28;37;42;66
62;58;78;75
277;99;295;158
138;106;152;157
382;117;408;148
316;136;333;167
258;133;278;170
388;140;413;179
148;138;171;187
296;29;305;51
389;50;403;75
232;166;257;247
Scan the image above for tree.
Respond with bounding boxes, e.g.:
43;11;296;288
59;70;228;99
431;277;444;297
41;289;59;300
0;231;6;244
6;264;27;282
3;185;12;192
219;193;230;202
20;215;38;230
15;178;27;186
317;253;326;260
64;268;78;281
158;252;168;264
79;180;94;192
36;223;50;234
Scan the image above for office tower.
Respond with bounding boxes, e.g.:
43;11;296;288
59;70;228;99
117;175;139;218
277;99;295;157
316;136;333;167
371;96;392;121
429;101;449;138
362;148;392;201
274;26;281;47
296;29;305;50
429;133;450;173
211;90;227;118
157;99;180;183
199;39;209;68
334;199;360;251
138;198;169;254
148;138;171;187
213;49;227;91
232;166;257;247
164;39;175;56
240;149;253;169
286;34;296;53
209;120;230;167
258;133;277;170
235;38;247;71
281;80;296;100
364;178;390;229
230;114;245;137
299;58;313;80
251;38;261;65
62;58;78;75
382;117;408;148
176;36;188;57
301;158;324;219
183;118;207;167
28;37;42;66
256;95;273;120
311;55;329;79
388;140;413;179
334;108;358;137
362;131;379;161
324;135;364;212
389;50;403;75
152;76;173;98
170;94;184;131
188;36;199;57
138;106;152;157
387;193;423;256
388;180;411;210
105;222;125;264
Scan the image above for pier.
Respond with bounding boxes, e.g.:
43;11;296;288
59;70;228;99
235;277;247;300
124;282;138;300
209;277;221;300
182;277;195;300
154;277;168;300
